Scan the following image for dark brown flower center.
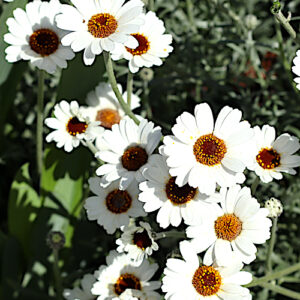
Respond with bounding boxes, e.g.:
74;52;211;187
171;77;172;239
29;28;59;56
66;117;88;136
114;273;141;295
88;13;118;38
192;266;222;296
105;189;132;214
133;230;152;250
165;177;197;205
96;108;120;129
121;146;148;171
256;148;280;169
193;134;227;166
126;34;150;56
214;213;242;241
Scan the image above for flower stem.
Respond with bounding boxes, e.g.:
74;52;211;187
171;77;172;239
154;231;186;240
251;177;260;194
143;80;152;119
85;141;104;165
37;69;45;180
266;217;278;273
259;282;300;300
148;0;154;11
245;262;300;287
127;71;133;107
53;249;63;300
103;51;139;125
186;0;197;33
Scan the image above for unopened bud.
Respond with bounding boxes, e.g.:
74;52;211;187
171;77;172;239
265;197;283;218
47;231;65;250
139;68;154;82
245;14;259;31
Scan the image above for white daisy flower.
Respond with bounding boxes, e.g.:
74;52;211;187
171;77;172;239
292;49;300;90
56;0;145;65
162;241;252;300
45;100;102;152
84;177;146;234
96;118;162;190
161;103;254;195
186;185;272;265
248;125;300;183
111;11;173;73
91;250;161;300
139;154;220;228
4;0;75;74
64;274;96;300
116;221;158;263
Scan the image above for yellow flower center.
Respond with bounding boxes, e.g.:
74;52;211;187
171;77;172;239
105;189;132;214
96;108;121;129
165;177;197;205
126;34;150;56
214;213;242;241
88;13;118;38
192;266;222;296
193;134;227;166
256;147;280;169
29;28;59;56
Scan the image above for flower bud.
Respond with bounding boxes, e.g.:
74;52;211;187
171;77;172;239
265;197;283;218
46;231;65;250
139;68;154;82
245;14;259;31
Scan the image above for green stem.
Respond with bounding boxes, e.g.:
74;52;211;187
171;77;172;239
53;249;63;300
259;282;300;300
85;141;104;165
251;177;260;194
148;0;154;11
245;262;300;287
143;80;152;119
186;0;197;33
103;51;139;125
266;217;278;273
127;71;133;107
154;231;186;240
37;69;45;181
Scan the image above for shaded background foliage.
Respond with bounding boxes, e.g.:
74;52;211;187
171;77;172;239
0;0;300;299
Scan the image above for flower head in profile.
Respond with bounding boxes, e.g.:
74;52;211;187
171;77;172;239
56;0;145;65
116;221;158;263
111;11;173;73
162;241;252;300
161;103;254;195
84;177;146;234
139;154;219;228
92;250;160;300
186;185;272;265
63;274;96;300
4;0;74;74
96;118;162;190
248;125;300;183
45;100;102;152
292;49;300;90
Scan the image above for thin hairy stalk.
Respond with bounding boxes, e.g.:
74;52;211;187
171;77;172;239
154;231;186;240
186;0;197;33
103;51;139;124
127;71;133;107
251;177;260;194
259;282;300;300
266;217;278;273
53;249;63;300
85;141;104;165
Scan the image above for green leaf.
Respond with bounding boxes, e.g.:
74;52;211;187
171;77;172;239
57;53;105;103
8;163;41;259
0;0;27;85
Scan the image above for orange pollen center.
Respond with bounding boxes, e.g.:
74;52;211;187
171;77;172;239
105;189;132;214
121;146;148;171
214;214;242;241
256;148;280;169
133;230;152;250
66;117;88;136
126;34;150;56
96;108;121;129
88;13;118;38
192;266;222;296
165;177;197;205
193;134;227;166
29;28;59;56
114;273;141;295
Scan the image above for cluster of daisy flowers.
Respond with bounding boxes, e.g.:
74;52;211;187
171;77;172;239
4;0;300;299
